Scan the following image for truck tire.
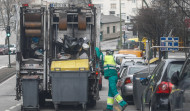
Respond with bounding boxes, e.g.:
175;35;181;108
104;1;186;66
82;103;87;111
39;92;45;107
87;96;96;108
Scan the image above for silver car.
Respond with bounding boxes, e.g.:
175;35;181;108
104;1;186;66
120;65;146;102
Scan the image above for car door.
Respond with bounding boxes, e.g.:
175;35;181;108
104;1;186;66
143;61;165;111
170;59;190;111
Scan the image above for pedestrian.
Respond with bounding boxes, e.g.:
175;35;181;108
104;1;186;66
103;49;128;111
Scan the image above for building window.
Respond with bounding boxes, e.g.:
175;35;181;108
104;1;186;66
113;26;116;33
107;27;110;34
121;13;126;20
109;11;115;15
132;8;137;13
127;16;129;20
111;3;116;9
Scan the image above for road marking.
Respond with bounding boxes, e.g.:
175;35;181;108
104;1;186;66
0;75;16;87
0;66;6;69
9;106;16;110
114;106;121;111
16;103;21;106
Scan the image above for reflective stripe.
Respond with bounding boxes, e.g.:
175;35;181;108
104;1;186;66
115;94;123;103
104;67;108;70
107;97;114;106
109;67;116;69
104;64;116;67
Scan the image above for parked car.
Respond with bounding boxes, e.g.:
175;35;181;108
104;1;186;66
140;59;185;111
9;44;16;54
120;65;147;103
114;54;137;71
0;45;8;55
169;55;190;111
133;66;157;110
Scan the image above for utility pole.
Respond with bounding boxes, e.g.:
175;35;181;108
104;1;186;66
119;0;122;49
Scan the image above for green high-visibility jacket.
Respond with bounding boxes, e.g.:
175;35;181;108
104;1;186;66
104;55;117;78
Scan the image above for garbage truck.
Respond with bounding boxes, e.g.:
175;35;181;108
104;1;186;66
16;2;101;111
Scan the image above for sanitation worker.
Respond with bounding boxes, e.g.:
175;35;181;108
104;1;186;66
104;49;128;111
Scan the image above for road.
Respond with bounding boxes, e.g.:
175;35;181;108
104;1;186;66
0;74;138;111
0;55;15;67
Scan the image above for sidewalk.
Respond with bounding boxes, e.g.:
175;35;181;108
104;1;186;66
0;62;16;83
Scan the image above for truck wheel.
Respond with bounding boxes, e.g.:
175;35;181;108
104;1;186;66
87;96;96;108
39;92;45;107
82;104;87;111
54;104;59;111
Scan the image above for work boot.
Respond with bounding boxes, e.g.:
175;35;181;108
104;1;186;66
103;109;113;111
121;103;128;111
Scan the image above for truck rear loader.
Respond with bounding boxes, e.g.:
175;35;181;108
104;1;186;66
16;2;101;111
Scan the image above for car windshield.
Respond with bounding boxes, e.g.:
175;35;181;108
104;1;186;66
128;67;146;75
167;62;184;79
9;45;14;47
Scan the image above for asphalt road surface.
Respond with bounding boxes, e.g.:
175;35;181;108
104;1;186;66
0;55;15;67
0;74;138;111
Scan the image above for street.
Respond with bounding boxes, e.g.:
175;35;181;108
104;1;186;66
0;55;15;67
0;75;138;111
0;44;187;111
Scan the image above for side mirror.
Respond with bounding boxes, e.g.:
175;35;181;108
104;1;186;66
116;59;121;65
140;78;149;86
171;71;180;86
116;67;120;72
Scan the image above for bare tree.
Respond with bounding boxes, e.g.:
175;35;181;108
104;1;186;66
134;0;190;57
0;0;19;44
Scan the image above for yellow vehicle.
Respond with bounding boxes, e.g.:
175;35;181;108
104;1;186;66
118;49;143;57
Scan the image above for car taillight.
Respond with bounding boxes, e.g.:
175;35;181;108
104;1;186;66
156;81;173;94
125;78;131;84
96;71;99;76
22;4;29;7
88;4;94;7
118;72;120;77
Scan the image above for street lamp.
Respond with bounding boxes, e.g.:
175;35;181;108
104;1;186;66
119;0;122;49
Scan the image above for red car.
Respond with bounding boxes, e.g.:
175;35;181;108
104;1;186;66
0;45;8;55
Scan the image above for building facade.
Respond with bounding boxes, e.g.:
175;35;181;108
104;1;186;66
101;15;125;40
92;0;152;23
92;0;152;39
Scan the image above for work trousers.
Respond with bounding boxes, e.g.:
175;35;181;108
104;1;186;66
106;76;127;110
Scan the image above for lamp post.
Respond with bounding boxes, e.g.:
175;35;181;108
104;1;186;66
119;0;122;49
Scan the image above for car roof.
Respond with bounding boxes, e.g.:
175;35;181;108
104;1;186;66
163;58;185;63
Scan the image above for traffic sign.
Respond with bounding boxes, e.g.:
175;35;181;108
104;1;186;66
160;37;179;51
